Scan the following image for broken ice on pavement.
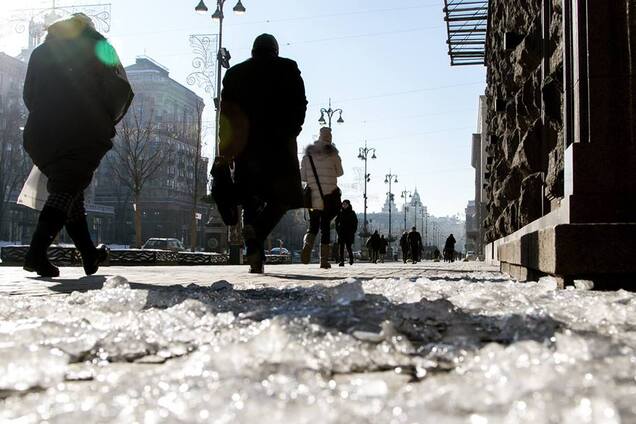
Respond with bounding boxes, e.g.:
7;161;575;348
1;270;636;423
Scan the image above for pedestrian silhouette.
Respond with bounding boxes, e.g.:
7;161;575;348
335;199;358;266
407;226;423;264
367;230;381;263
444;233;457;263
219;33;307;273
300;127;343;269
379;234;388;263
399;231;410;263
22;14;133;277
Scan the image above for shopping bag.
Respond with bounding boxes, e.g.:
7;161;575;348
17;165;48;211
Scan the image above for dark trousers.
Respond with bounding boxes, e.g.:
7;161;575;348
45;192;86;222
242;198;287;258
308;208;337;244
411;244;421;262
339;242;353;263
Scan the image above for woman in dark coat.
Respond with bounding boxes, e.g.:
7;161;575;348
335;199;358;266
22;14;133;277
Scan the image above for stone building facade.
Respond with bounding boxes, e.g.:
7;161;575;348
95;57;223;250
448;0;636;284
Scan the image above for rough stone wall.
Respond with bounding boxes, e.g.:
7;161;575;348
483;0;564;243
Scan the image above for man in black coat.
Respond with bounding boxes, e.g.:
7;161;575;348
335;200;358;266
22;14;133;277
219;34;307;273
399;232;409;263
378;235;388;263
407;227;423;264
444;233;457;263
366;231;381;263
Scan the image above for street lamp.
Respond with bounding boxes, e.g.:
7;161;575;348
319;98;344;129
384;171;398;254
358;140;376;236
194;0;246;155
400;190;412;233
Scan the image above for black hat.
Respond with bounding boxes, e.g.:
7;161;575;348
252;33;279;57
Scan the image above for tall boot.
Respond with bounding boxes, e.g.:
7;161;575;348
301;232;316;264
23;206;66;277
65;217;108;276
320;244;331;269
243;225;264;274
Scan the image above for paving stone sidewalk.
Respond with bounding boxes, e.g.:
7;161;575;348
0;261;503;297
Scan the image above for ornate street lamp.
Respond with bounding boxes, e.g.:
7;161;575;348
194;0;246;265
318;98;344;129
401;190;412;233
384;171;398;252
193;0;247;156
358;141;376;237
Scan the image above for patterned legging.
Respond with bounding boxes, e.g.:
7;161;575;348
44;192;86;222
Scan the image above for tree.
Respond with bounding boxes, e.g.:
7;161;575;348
108;103;168;247
0;99;30;241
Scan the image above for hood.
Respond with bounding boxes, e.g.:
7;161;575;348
46;16;104;42
305;140;339;156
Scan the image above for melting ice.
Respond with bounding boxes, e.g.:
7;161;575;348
1;273;636;423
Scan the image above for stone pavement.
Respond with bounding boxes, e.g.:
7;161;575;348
0;260;502;297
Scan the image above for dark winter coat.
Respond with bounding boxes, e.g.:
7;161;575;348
408;230;422;247
399;233;409;249
444;235;457;250
219;54;307;210
366;233;381;251
335;207;358;244
23;19;132;193
379;237;388;254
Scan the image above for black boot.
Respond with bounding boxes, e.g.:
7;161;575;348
244;238;264;274
24;206;66;278
65;217;109;276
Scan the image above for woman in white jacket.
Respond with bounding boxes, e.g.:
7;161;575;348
300;127;343;268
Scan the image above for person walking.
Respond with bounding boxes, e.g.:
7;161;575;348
22;14;133;277
407;227;423;264
366;230;381;263
399;231;409;263
378;235;388;263
219;34;307;273
335;199;358;266
300;127;343;269
444;233;457;263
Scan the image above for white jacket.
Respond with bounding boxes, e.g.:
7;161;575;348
300;140;344;210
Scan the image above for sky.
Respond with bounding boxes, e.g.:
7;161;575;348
0;0;486;218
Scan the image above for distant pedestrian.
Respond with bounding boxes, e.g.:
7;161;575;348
22;14;133;277
399;231;409;263
378;235;388;263
367;230;381;263
335;199;358;266
407;227;423;264
300;127;343;269
219;33;307;273
444;234;457;263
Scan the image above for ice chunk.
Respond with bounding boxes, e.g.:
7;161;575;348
574;280;594;291
0;346;69;392
328;280;365;305
538;276;559;291
104;275;130;289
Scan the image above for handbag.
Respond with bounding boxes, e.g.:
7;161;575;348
17;166;48;211
211;156;239;226
307;155;342;212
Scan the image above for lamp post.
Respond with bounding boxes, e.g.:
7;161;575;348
194;0;246;155
358;141;376;236
400;190;412;233
318;98;344;129
384;171;398;250
195;0;246;264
